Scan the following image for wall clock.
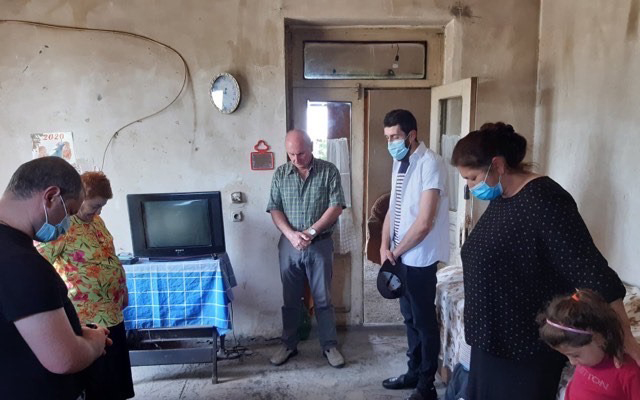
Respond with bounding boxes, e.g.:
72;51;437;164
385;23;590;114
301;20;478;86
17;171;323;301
210;73;241;114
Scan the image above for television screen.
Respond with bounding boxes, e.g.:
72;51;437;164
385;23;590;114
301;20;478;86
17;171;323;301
127;191;225;259
143;200;212;248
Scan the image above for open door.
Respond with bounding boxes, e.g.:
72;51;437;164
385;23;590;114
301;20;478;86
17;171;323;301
429;78;477;265
291;87;365;325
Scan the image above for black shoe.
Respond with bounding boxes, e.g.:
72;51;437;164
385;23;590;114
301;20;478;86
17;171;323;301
404;387;438;400
382;374;418;390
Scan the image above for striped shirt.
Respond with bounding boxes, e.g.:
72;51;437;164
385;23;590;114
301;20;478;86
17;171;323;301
393;161;410;246
388;142;449;267
266;157;346;233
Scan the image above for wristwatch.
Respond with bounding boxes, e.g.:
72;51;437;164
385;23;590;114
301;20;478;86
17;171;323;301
308;227;317;237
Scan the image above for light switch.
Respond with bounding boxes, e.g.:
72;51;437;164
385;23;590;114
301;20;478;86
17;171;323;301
231;192;244;203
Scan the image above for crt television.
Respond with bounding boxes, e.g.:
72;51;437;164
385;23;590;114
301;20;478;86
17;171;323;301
127;191;226;259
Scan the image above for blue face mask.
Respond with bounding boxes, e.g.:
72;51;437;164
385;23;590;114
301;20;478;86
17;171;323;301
387;139;409;161
469;164;503;200
35;196;70;242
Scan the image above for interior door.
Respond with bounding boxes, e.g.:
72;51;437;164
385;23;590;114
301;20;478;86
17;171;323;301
429;78;477;265
291;87;364;325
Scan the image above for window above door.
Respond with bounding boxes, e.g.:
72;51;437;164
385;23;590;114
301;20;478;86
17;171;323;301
304;41;426;80
287;26;443;89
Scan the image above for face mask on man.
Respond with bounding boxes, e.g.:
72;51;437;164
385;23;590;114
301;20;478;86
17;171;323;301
387;137;410;161
35;196;70;242
469;163;503;200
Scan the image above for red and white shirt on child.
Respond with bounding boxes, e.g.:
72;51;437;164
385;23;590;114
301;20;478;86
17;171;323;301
565;355;640;400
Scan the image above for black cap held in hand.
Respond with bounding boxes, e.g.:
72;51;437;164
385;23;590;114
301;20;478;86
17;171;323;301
377;259;406;299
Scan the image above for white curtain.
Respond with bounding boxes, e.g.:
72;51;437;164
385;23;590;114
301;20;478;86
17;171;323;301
326;138;354;254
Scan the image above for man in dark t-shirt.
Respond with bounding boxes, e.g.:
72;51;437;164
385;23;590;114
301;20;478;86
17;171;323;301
0;157;109;400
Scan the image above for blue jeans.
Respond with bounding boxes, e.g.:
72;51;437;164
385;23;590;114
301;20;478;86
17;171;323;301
399;260;439;391
278;234;337;351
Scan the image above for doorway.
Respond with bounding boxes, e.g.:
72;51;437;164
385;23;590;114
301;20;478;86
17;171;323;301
285;24;464;325
292;87;365;325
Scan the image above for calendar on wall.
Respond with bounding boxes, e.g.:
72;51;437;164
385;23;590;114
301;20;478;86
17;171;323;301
31;132;78;169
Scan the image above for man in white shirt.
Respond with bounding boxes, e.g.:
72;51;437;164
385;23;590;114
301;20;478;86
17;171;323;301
379;109;449;400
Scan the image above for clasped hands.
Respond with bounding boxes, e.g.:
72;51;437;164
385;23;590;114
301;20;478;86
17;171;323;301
288;230;313;251
82;324;113;356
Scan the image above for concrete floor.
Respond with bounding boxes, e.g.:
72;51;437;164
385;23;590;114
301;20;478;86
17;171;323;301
131;326;447;400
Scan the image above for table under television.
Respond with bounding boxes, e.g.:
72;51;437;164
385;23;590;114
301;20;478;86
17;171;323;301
122;253;236;384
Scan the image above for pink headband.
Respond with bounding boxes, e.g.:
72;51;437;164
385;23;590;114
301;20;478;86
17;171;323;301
545;319;592;335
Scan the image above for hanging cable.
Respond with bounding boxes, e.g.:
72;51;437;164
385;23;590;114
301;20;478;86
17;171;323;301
0;19;193;171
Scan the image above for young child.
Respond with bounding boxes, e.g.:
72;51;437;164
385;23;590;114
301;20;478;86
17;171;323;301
538;289;640;400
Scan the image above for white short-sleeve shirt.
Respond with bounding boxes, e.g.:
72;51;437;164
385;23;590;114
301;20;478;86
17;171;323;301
388;142;450;267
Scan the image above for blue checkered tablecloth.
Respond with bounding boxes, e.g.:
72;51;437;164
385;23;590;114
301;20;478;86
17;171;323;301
123;254;236;335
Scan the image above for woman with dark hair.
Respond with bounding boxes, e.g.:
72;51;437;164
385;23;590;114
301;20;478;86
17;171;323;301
37;171;134;400
451;122;640;400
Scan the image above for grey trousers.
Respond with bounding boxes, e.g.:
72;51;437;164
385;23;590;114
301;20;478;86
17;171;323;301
278;234;338;351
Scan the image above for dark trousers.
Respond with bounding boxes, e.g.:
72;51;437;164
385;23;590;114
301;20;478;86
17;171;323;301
467;347;566;400
278;235;337;351
85;322;134;400
399;260;439;391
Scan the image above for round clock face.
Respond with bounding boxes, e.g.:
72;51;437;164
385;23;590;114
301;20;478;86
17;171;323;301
210;73;241;114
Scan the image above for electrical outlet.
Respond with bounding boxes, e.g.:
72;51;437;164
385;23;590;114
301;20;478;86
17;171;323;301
232;211;243;222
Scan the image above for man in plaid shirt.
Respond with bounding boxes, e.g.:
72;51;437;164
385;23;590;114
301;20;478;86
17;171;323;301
266;129;346;368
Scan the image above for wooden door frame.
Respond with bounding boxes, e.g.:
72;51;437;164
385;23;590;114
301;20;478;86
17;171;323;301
429;77;478;264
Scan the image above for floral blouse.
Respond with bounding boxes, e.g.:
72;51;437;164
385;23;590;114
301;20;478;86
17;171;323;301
37;215;127;327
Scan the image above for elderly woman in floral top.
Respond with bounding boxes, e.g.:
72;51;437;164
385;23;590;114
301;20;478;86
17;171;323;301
37;171;134;400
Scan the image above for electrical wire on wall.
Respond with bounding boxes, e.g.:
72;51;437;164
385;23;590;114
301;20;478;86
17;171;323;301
0;19;193;171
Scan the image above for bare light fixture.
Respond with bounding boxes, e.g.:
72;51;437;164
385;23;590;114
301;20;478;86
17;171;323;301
392;43;400;69
388;43;400;76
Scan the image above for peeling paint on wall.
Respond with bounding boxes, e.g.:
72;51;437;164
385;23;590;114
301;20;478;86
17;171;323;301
450;2;474;19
